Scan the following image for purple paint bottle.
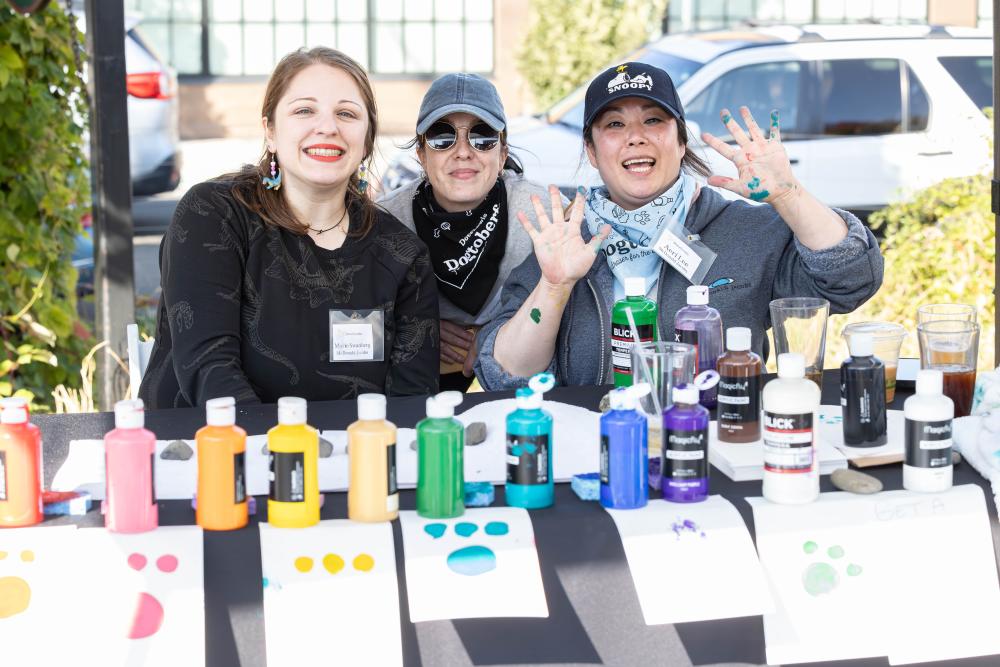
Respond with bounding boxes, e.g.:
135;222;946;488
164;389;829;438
662;384;709;503
673;285;723;409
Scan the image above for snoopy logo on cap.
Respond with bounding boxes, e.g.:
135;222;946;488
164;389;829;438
606;64;653;94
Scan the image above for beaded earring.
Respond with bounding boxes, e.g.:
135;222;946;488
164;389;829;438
262;152;282;191
358;163;369;194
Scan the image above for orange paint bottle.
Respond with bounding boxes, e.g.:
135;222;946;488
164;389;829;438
196;397;248;530
347;394;399;522
0;397;42;527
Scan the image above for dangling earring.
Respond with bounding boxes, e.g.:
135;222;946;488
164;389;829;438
263;152;282;191
357;163;369;194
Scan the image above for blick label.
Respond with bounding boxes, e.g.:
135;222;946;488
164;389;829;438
664;428;707;480
600;435;610;484
763;412;813;473
270;451;306;502
611;323;653;375
506;434;549;485
0;451;7;501
905;419;953;468
675;328;699;367
234;451;246;504
718;375;760;426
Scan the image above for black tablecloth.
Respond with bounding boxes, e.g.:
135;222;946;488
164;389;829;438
31;373;1000;667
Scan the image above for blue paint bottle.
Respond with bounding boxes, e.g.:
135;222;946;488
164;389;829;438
506;373;556;509
599;383;651;509
662;384;710;503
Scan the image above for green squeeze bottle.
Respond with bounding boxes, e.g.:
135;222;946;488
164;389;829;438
416;391;465;518
611;276;658;387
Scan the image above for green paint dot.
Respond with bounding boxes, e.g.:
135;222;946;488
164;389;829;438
803;541;818;554
530;308;541;324
802;562;840;596
827;545;845;559
847;564;863;576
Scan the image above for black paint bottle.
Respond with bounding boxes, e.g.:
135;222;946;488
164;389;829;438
840;333;887;447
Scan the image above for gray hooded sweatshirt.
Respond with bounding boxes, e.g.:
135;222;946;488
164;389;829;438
474;186;883;390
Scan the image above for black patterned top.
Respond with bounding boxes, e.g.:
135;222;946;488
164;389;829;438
138;180;439;408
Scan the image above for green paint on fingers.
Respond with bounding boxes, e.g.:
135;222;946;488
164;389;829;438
530;308;541;324
747;177;761;190
770;110;780;127
721;113;732;124
749;189;769;201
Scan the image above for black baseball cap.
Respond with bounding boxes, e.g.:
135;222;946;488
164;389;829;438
583;62;685;129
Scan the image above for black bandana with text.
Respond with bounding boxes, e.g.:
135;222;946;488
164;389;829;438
413;179;508;315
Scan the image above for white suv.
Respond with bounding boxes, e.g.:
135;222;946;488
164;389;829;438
383;24;992;216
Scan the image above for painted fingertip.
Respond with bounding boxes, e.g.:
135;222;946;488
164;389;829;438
720;109;732;123
576;185;586;195
770;109;780;126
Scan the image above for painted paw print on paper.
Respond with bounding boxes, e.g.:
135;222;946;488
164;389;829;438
126;552;178;639
293;552;375;575
801;541;862;596
423;521;509;576
0;550;34;619
819;412;843;425
671;518;707;540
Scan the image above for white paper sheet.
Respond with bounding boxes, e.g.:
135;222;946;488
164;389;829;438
750;485;1000;665
708;422;848;481
259;520;402;667
818;405;906;461
0;526;81;665
74;526;205;667
605;496;773;624
399;507;548;621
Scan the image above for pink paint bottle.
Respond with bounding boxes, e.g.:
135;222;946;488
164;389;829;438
104;399;158;533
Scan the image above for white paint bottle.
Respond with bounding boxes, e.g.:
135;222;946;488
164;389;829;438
903;369;954;493
762;353;820;504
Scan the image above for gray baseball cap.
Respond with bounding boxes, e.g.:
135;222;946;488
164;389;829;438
416;73;506;135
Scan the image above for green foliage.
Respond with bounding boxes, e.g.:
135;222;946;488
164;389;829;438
516;0;669;110
0;4;91;410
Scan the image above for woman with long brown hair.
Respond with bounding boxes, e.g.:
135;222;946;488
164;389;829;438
140;48;438;407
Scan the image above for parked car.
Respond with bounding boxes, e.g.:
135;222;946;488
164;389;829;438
382;24;993;217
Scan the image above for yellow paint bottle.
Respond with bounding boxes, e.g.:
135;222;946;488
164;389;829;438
347;393;399;522
267;397;320;528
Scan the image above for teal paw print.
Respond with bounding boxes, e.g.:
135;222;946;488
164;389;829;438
801;541;862;596
422;521;510;576
819;412;843;425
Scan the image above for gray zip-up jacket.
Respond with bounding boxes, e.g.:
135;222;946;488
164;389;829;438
379;171;551;327
475;186;884;390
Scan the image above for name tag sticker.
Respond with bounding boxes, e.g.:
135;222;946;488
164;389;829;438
329;309;385;362
652;227;702;281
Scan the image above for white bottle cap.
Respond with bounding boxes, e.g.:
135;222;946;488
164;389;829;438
426;391;463;418
673;384;699;405
0;401;27;425
726;327;752;351
624;276;646;297
114;399;145;429
915;369;944;396
777;352;806;379
205;396;236;427
277;396;307;425
848;333;874;358
358;393;386;421
686;285;709;305
515;387;542;410
608;383;651;411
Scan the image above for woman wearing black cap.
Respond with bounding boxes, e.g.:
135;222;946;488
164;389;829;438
380;73;552;391
475;62;883;388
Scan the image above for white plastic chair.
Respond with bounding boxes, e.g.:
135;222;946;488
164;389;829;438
126;323;155;400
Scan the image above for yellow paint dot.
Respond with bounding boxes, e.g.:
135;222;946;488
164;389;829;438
0;551;7;560
294;556;313;573
353;554;374;572
0;576;31;618
20;551;33;563
322;553;344;574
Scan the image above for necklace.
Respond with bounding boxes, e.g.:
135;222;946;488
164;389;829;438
308;208;348;235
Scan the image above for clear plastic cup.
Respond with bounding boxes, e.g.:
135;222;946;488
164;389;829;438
916;303;977;324
841;322;907;402
917;319;979;417
769;297;830;387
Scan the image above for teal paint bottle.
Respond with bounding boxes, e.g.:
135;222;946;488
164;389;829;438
416;391;465;518
506;373;556;509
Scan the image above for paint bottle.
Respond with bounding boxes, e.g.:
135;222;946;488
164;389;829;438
347;393;399;522
674;285;723;408
662;384;710;503
611;276;658;387
600;383;650;509
506;373;556;509
196;397;248;531
840;333;888;447
903;369;954;493
762;353;820;504
267;397;320;528
416;391;465;518
0;398;42;527
716;327;762;443
105;399;158;533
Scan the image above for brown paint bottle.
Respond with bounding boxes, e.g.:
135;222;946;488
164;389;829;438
717;327;762;443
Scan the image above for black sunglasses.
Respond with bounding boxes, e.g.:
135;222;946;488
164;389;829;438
422;121;502;152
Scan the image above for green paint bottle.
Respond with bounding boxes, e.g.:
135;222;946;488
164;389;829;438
416;391;465;518
611;276;658;387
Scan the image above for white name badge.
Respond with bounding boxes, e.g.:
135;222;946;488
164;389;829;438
329;308;385;362
651;227;702;281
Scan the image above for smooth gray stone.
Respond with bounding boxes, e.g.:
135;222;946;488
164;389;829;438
160;439;193;461
466;421;487;446
319;437;333;458
599;392;611;413
409;439;417;452
952;450;962;465
831;468;883;495
261;443;268;455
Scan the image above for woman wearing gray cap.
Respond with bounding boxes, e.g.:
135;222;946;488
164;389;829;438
380;73;551;391
475;62;883;388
